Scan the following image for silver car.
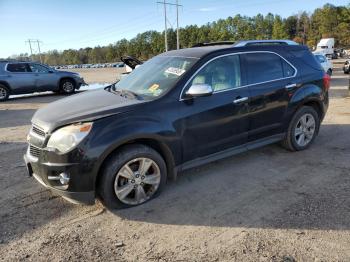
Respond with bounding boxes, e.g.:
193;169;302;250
0;61;86;101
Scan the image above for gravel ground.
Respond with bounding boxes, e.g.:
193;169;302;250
0;66;349;261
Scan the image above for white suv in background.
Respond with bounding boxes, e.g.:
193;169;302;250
313;53;333;76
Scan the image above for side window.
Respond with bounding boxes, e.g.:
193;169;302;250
189;55;241;92
29;64;50;73
7;63;29;72
244;53;294;85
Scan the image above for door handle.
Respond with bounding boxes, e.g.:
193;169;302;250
233;97;248;104
285;83;297;89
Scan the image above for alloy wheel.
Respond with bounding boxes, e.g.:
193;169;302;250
294;113;316;147
114;157;161;205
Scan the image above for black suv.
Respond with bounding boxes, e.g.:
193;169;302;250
24;43;329;208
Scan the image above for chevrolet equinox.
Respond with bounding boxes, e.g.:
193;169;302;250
24;43;330;209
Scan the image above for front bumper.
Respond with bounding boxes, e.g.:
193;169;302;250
23;146;95;205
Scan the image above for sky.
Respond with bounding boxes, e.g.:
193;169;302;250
0;0;348;58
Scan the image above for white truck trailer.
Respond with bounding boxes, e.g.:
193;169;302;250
315;38;335;58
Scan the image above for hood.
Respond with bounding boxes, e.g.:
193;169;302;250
32;89;144;132
57;70;79;75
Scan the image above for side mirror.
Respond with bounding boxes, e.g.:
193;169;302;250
185;84;213;98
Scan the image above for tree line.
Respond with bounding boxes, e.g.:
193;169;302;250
11;3;350;65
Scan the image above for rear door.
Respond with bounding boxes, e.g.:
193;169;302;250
180;54;250;161
242;52;297;141
28;63;58;91
5;63;36;94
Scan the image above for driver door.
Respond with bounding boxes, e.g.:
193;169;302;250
179;54;250;162
28;63;58;91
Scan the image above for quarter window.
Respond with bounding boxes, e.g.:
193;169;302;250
244;53;295;85
7;63;29;72
189;55;241;92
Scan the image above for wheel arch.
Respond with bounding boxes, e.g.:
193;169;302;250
0;81;11;92
94;137;177;191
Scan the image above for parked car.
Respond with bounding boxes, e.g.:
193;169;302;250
0;61;86;101
24;43;329;209
343;60;350;74
313;53;333;76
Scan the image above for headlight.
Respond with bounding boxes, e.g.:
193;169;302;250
47;122;93;153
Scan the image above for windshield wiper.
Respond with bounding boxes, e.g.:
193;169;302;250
110;88;143;100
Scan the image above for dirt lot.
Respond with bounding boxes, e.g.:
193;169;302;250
0;66;349;262
64;67;125;84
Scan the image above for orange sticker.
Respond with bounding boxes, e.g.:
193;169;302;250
149;84;159;92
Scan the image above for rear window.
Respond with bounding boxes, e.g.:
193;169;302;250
244;53;295;85
7;63;29;72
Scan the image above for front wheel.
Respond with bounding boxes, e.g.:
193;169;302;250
98;144;167;209
281;106;320;151
60;79;75;94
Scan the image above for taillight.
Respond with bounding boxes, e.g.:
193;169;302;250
323;73;331;91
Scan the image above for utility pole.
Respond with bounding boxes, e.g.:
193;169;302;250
163;0;168;52
156;1;182;51
176;0;179;50
36;40;43;63
25;39;43;62
25;39;33;57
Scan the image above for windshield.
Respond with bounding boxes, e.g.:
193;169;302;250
112;56;197;99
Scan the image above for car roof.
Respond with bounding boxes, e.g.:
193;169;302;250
160;44;308;59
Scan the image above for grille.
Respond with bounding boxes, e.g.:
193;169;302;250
29;144;41;158
31;125;46;137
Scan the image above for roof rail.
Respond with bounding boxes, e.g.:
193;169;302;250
233;40;299;47
192;41;235;47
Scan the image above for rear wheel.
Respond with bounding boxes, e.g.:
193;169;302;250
0;85;10;102
60;79;75;94
281;106;320;151
98;144;167;209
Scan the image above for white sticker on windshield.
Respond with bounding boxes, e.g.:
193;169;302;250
165;67;186;76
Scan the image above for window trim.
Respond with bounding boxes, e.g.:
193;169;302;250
179;51;297;101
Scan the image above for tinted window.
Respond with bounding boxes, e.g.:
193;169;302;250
245;53;294;84
29;63;50;73
190;55;241;92
7;63;29;72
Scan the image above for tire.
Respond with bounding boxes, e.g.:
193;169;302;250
0;84;10;102
326;69;332;76
60;79;75;94
97;144;167;209
281;106;320;151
